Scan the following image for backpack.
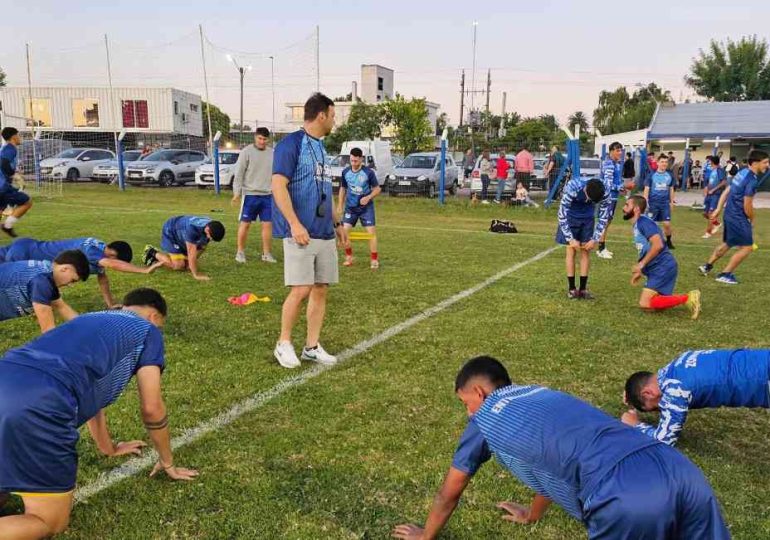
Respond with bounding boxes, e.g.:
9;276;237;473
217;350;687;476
489;219;518;233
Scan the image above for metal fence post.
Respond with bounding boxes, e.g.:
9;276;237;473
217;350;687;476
116;131;126;191
439;136;447;205
213;131;222;195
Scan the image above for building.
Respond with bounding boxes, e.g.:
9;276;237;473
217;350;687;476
360;64;394;103
594;128;649;157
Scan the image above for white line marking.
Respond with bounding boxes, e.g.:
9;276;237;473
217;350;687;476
74;245;559;503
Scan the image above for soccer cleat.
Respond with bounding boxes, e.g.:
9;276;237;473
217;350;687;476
235;251;247;264
596;249;613;260
715;273;738;285
274;341;301;369
1;225;17;238
698;263;712;276
579;290;596;300
142;245;158;266
261;253;277;263
667;242;676;250
301;343;337;365
701;233;712;239
686;290;701;320
343;256;354;267
567;289;581;300
370;259;380;270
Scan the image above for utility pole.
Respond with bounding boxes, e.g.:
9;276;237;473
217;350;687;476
500;91;507;138
485;69;491;140
459;70;465;128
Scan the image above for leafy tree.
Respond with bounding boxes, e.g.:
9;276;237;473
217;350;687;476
324;101;386;153
231;123;252;132
382;95;433;155
0;66;6;87
686;35;770;101
593;83;670;135
538;114;559;132
567;111;589;132
202;101;231;141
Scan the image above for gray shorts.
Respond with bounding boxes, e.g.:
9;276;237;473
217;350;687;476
283;238;339;286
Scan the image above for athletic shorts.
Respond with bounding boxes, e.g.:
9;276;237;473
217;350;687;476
584;444;729;540
2;237;35;262
703;193;721;214
0;186;30;210
343;204;376;227
556;216;594;245
724;217;753;248
240;194;272;223
160;225;188;258
283;238;338;286
644;255;678;296
0;363;79;494
648;203;671;223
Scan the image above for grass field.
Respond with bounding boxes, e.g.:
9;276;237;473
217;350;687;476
2;185;770;539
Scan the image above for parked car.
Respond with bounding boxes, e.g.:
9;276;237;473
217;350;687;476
92;150;144;183
195;150;241;189
125;149;207;187
386;152;459;197
469;155;515;200
330;140;395;191
579;157;602;179
39;148;115;182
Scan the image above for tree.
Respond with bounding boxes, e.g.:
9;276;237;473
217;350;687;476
324;101;386;153
382;95;433;155
567;111;589;132
538;114;559;132
0;66;6;87
686;35;770;101
592;83;671;135
201;101;230;141
231;123;252;132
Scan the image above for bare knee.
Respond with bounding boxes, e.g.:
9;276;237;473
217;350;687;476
289;286;313;301
311;284;328;299
170;260;186;271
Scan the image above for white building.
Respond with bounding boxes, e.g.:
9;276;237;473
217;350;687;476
360;64;394;103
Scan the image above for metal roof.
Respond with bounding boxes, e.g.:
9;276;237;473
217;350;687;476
647;101;770;139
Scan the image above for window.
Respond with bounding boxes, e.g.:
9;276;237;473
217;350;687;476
378;77;384;91
190;103;199;112
291;107;304;121
122;100;149;128
25;98;52;127
72;99;100;128
174;101;179;115
95;150;114;160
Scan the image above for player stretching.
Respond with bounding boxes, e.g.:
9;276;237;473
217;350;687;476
596;142;624;259
0;127;33;237
143;215;225;281
338;147;381;269
643;153;676;249
556;177;611;299
701;156;726;238
0;289;198;540
622;196;700;319
699;150;769;284
623;348;770;446
393;356;729;540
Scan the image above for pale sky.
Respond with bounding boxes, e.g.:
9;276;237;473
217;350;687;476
1;0;767;130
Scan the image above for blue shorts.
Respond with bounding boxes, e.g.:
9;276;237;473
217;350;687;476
0;363;79;494
648;203;671;223
556;216;594;245
0;186;30;210
704;192;722;214
644;256;678;295
240;194;272;223
584;444;729;540
723;217;753;247
343;204;376;227
160;225;187;256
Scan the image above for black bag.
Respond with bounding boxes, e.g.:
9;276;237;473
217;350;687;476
489;219;518;233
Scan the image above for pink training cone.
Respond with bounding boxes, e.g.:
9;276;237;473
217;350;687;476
228;293;271;306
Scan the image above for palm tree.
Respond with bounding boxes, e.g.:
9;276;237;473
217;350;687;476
567;111;589;132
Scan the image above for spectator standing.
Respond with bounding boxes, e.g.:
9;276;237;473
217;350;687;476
545;145;564;190
726;156;739;179
622;152;636;189
493;151;511;204
463;148;475;181
479;150;492;204
647;152;658;173
515;146;534;189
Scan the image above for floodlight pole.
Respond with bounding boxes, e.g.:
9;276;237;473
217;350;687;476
213;131;222;195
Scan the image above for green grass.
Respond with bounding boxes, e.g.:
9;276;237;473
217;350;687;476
2;185;770;539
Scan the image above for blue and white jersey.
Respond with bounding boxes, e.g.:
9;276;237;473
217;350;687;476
272;130;334;240
1;311;166;426
707;167;726;194
633;215;674;272
637;349;770;446
6;237;107;275
724;168;758;223
601;157;623;198
0;260;59;321
0;143;18;191
557;177;612;241
452;385;658;521
340;166;379;209
164;216;212;251
647;171;674;207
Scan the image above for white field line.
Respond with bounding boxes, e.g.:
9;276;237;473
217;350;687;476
73;245;559;503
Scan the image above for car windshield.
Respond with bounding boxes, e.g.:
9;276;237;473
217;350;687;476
399;155;435;169
220;153;239;165
123;151;142;161
534;159;545;170
57;149;82;159
143;150;177;162
331;155;350;167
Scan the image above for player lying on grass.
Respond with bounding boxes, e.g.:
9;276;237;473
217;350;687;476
622;348;770;446
555;177;612;299
393;356;729;540
337;147;381;269
0;237;161;307
143;215;225;281
622;195;700;319
0;127;33;238
0;288;198;540
0;250;89;333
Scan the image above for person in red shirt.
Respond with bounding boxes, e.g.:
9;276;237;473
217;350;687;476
647;152;658;173
494;151;511;204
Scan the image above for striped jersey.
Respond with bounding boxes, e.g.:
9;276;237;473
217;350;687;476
0;260;59;321
601;157;623;197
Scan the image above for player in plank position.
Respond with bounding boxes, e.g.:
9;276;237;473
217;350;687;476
1;237;161;307
143;215;225;281
393;356;729;540
337;147;381;269
0;288;198;540
0;250;89;333
622;348;770;446
622;195;700;319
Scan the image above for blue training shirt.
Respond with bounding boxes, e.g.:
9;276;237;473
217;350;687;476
164;216;211;252
601;157;623;198
633;215;675;274
6;237;107;275
706;167;726;194
637;349;770;446
0;143;18;191
340;166;379;209
452;385;659;521
0;260;60;321
724;168;757;223
647;171;674;207
272;130;334;240
1;311;166;426
557;177;613;242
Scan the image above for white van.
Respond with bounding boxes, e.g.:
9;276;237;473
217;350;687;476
330;140;395;191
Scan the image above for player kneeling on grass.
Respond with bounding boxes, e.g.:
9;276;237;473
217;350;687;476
622;195;700;319
556;177;612;299
143;215;225;281
338;147;381;269
622;348;770;447
0;127;33;238
392;356;729;540
0;288;198;540
0;237;161;307
0;250;89;333
699;150;770;285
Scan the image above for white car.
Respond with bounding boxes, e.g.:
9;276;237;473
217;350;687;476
194;150;240;189
91;150;144;183
579;157;602;179
469;156;516;200
39;148;116;182
126;149;207;187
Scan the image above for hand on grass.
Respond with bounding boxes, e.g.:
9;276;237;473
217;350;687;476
110;440;147;457
145;261;164;274
391;523;424;539
497;501;533;524
150;462;200;481
621;409;640;426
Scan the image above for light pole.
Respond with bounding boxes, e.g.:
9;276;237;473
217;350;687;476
227;54;252;141
470;21;478;155
269;55;275;133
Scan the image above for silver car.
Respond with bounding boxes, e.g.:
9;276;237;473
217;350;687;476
92;150;144;183
126;149;207;187
385;152;459;198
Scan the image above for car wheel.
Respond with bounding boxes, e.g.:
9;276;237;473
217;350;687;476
66;168;80;182
158;170;175;188
428;183;436;198
449;181;458;195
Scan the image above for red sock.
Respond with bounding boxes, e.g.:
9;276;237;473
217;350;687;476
371;251;378;261
649;294;689;310
345;247;353;257
711;219;720;227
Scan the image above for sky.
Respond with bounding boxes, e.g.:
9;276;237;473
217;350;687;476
1;0;768;130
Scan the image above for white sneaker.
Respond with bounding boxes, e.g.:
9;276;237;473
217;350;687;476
235;251;246;264
597;249;613;259
701;233;712;239
261;253;278;263
301;343;337;365
481;200;490;205
274;341;301;369
370;259;380;270
713;223;722;233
